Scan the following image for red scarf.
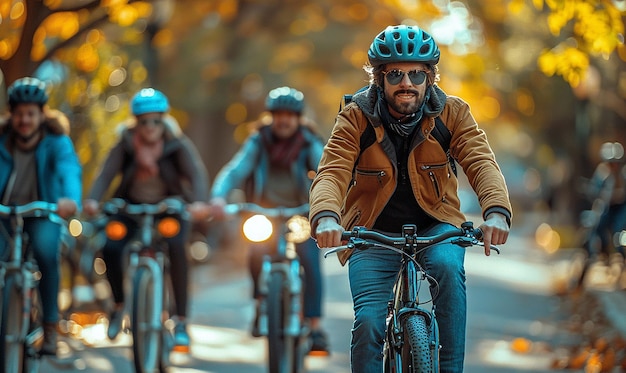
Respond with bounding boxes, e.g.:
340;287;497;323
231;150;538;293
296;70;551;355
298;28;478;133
132;132;164;180
260;126;306;169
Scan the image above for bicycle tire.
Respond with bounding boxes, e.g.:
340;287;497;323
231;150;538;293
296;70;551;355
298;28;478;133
403;314;434;373
131;266;164;373
266;271;294;373
23;288;43;373
0;274;25;373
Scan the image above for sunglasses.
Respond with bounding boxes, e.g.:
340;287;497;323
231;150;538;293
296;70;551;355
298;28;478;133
383;69;428;86
138;118;164;127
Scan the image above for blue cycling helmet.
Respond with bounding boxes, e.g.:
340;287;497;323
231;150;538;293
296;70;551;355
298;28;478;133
265;86;305;114
131;88;170;116
368;25;440;67
7;77;49;108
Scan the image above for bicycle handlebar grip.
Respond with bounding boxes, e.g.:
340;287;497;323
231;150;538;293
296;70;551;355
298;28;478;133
474;228;483;240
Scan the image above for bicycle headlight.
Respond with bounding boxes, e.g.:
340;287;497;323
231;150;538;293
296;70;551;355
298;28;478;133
243;214;273;242
157;217;180;238
68;218;83;237
105;221;127;241
286;215;311;244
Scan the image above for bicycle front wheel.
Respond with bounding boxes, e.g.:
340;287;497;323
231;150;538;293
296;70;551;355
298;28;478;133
1;274;26;373
131;266;164;373
403;314;434;373
266;271;295;373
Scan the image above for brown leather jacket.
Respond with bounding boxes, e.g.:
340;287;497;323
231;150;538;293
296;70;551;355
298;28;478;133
309;86;512;265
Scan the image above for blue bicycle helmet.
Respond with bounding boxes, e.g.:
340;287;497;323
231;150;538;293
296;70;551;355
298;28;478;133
7;77;49;108
265;87;305;114
131;88;170;116
368;25;440;67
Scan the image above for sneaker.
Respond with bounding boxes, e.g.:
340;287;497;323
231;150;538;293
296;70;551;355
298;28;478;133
308;329;330;356
107;309;123;340
40;323;58;356
172;321;190;353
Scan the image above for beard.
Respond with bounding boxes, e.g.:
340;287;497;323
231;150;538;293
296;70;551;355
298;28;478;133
385;90;423;116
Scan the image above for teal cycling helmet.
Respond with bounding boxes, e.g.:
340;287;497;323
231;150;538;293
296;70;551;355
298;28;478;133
131;88;170;115
265;86;305;114
7;77;49;108
368;25;440;67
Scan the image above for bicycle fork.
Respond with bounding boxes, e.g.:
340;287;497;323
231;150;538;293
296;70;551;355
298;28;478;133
257;256;303;337
1;264;42;355
125;251;165;334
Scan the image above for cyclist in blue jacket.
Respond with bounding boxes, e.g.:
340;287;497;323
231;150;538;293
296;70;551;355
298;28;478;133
209;87;330;354
0;77;82;356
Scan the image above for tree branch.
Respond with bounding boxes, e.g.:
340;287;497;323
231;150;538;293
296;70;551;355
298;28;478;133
40;11;110;63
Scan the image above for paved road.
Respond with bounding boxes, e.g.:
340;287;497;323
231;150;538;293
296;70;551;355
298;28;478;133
39;223;587;372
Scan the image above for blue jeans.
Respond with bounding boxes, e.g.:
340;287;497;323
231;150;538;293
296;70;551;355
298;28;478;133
0;218;62;323
348;223;466;373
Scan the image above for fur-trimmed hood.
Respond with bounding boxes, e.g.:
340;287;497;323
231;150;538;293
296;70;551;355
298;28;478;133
0;108;70;136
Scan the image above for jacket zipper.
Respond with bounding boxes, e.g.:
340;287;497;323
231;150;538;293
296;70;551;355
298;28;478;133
355;169;386;187
421;163;448;201
420;163;450;177
427;171;441;199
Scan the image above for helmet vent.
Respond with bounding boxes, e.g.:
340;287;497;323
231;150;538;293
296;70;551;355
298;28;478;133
419;44;431;55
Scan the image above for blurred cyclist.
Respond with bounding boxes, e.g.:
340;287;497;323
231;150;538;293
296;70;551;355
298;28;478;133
209;86;330;354
583;142;626;264
83;88;209;352
0;77;82;356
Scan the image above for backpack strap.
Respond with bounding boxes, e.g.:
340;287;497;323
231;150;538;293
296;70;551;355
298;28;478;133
431;116;457;176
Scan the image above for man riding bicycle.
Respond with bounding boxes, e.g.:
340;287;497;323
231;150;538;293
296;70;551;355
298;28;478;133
208;86;330;354
310;25;512;372
0;77;82;356
83;88;209;352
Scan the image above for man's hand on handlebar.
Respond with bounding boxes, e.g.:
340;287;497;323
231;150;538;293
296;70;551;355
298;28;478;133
478;213;509;256
315;217;344;249
187;201;212;222
57;198;78;219
82;199;100;217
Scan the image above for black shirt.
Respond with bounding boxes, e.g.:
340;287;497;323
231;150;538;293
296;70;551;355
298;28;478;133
372;126;436;233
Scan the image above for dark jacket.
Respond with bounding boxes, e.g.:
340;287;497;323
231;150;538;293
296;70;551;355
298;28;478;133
211;125;324;206
0;110;82;206
309;85;512;265
88;115;209;203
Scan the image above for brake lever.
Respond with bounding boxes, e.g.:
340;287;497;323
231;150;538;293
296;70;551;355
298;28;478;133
452;237;500;254
323;238;367;258
475;241;500;254
323;245;350;258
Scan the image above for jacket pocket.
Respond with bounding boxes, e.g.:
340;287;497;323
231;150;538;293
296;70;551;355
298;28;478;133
419;162;450;204
353;168;388;191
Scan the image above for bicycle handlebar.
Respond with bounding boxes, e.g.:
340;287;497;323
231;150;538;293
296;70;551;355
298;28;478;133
324;221;498;258
223;202;309;219
101;198;189;219
0;201;67;227
0;201;58;217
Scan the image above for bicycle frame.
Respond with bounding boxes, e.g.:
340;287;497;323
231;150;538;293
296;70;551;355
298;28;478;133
327;222;493;373
101;198;187;373
225;202;310;373
0;202;65;372
386;226;439;373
